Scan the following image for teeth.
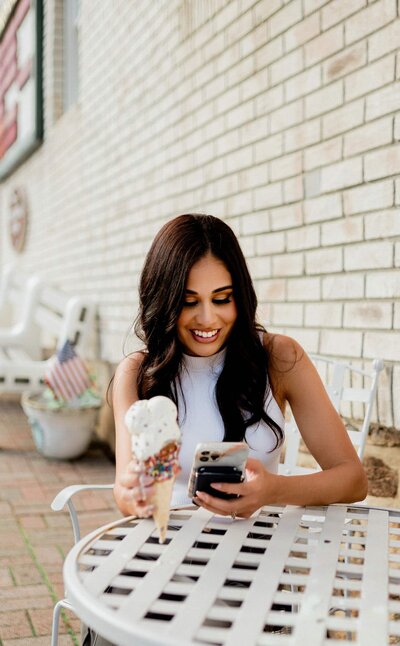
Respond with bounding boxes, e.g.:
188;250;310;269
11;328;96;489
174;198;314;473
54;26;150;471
193;329;218;338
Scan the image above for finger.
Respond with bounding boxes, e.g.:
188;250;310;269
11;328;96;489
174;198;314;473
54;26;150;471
195;490;238;515
194;495;227;515
137;471;155;497
209;481;244;495
128;461;145;474
121;484;154;503
119;472;153;488
195;494;250;518
135;503;155;518
245;457;260;469
132;485;155;502
245;457;264;475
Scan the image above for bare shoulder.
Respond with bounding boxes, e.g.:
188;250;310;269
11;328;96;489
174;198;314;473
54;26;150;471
262;332;309;403
262;332;305;371
113;351;146;403
115;351;145;378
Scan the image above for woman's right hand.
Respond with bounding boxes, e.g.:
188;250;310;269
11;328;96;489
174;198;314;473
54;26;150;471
115;459;155;517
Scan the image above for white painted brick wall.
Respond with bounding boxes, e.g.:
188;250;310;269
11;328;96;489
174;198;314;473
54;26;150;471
366;272;400;298
323;99;364;138
343;180;394;214
344;0;396;44
364;145;400;181
287;276;321;301
0;0;398;427
344;241;394;270
322;274;364;300
304;194;342;223
368;18;400;61
322;0;366;30
271;302;304;326
320;329;363;357
321;216;363;246
343;117;393;157
305;247;343;274
286;224;320;250
305;302;343;327
344;302;393;329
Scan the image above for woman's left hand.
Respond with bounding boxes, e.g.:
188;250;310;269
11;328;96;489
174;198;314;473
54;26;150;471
194;458;275;518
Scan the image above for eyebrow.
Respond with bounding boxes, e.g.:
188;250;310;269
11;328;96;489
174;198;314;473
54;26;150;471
185;285;233;295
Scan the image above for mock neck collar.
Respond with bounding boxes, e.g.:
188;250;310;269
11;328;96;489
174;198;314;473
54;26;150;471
182;347;227;372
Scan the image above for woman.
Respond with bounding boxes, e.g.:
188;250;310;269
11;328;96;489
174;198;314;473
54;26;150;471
113;214;367;519
83;214;366;644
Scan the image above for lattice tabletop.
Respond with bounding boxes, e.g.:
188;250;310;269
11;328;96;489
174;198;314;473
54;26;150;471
63;504;400;646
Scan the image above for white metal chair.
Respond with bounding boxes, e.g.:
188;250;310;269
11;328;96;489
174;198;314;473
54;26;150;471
0;280;97;393
279;355;385;476
50;484;114;646
0;264;43;359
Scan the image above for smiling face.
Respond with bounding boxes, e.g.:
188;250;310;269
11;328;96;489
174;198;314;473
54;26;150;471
177;254;238;357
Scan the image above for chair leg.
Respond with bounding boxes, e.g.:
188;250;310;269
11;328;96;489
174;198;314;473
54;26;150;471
51;598;73;646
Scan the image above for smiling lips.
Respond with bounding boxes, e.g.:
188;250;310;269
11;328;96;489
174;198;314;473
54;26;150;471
191;329;219;342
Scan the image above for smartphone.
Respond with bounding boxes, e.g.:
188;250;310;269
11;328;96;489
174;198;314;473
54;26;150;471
188;442;249;500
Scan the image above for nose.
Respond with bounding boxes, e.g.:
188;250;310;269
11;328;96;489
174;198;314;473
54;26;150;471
195;301;216;327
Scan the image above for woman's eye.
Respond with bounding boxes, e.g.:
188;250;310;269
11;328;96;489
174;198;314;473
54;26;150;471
213;296;232;305
183;295;233;307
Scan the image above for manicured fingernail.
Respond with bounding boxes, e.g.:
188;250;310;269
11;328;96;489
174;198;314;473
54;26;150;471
211;483;222;489
196;491;205;499
142;505;155;517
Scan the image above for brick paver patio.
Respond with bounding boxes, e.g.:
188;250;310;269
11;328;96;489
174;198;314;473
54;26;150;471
0;396;118;646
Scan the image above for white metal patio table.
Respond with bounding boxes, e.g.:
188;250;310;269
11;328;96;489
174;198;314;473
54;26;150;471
63;503;400;645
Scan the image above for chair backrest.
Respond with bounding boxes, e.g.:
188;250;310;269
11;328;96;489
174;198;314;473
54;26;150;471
0;263;35;326
0;264;96;359
279;354;385;475
34;285;96;357
0;264;13;324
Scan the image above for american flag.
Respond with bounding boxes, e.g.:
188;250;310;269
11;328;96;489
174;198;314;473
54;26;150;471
45;340;93;402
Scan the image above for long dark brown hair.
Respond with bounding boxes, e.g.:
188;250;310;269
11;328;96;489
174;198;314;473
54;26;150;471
134;214;283;447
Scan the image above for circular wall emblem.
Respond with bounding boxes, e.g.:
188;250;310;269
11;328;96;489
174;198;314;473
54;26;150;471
9;187;28;253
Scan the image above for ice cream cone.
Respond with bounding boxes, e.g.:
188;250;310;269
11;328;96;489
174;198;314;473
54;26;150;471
124;396;181;544
151;475;175;543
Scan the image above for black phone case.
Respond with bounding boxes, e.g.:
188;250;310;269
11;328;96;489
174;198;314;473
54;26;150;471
193;466;243;500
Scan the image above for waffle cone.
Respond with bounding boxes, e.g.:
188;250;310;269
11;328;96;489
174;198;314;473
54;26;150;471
151;476;175;543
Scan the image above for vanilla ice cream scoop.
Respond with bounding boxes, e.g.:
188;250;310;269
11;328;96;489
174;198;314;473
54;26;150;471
124;395;180;461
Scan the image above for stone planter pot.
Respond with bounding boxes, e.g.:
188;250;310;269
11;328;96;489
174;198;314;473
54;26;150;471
21;391;101;459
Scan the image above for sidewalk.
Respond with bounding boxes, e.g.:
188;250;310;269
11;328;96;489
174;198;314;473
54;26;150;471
0;396;118;646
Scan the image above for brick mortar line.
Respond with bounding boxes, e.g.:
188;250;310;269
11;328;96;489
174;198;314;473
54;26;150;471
26;610;36;638
8;566;17;586
16;520;78;646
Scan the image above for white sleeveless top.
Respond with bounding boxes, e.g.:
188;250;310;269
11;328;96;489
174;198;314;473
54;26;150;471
171;348;285;507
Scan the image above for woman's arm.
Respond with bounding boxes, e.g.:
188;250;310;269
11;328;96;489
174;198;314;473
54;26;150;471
195;334;368;516
112;353;155;517
268;333;367;504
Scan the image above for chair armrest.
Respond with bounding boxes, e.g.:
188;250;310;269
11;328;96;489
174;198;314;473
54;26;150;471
51;484;114;511
51;484;114;543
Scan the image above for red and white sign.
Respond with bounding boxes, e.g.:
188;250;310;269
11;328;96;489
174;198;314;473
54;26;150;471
0;0;42;178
